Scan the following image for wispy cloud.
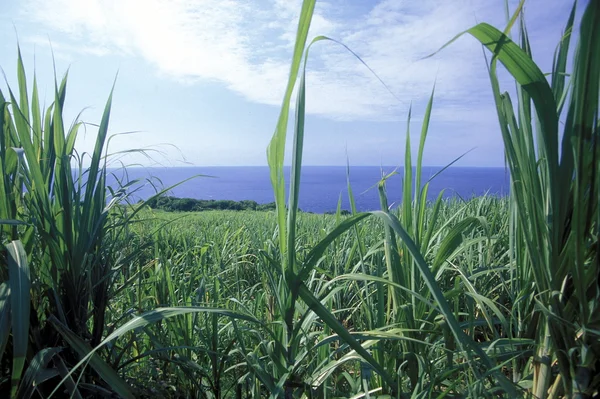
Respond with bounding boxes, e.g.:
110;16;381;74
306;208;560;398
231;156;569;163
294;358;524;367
25;35;112;58
18;0;573;122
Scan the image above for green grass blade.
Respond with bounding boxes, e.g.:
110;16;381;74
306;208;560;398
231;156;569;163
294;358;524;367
0;282;11;364
31;74;41;154
81;79;116;246
49;307;260;398
49;317;135;399
17;347;63;399
430;23;558;181
402;105;413;230
414;86;435;240
552;1;576;109
432;216;484;270
370;211;518;396
267;0;316;262
6;240;30;398
568;0;600;333
298;213;371;282
16;48;29;123
297;283;397;390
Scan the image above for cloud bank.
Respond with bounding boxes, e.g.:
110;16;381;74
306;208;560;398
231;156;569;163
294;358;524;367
19;0;571;122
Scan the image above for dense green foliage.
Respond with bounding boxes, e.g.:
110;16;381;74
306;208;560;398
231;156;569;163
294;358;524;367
0;0;598;398
121;199;512;396
145;196;278;212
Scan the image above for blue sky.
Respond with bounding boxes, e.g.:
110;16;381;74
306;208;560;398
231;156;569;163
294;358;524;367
0;0;579;167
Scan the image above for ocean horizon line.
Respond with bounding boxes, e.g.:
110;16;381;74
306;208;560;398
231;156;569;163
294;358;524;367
104;166;510;213
109;165;510;169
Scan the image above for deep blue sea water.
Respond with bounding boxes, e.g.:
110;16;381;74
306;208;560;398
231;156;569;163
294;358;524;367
107;166;510;213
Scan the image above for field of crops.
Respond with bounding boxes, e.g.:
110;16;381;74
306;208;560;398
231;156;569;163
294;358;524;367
1;0;598;398
119;199;513;397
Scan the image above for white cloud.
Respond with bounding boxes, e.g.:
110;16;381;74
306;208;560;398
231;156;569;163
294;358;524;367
18;0;571;122
24;35;112;59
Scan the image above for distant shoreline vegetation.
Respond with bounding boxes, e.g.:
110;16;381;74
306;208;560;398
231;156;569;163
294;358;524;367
145;196;276;212
143;195;352;214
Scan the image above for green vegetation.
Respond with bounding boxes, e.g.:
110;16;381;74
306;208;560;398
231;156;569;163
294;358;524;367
145;196;278;212
1;0;598;398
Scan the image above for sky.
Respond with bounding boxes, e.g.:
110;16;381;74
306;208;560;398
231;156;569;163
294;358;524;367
0;0;581;167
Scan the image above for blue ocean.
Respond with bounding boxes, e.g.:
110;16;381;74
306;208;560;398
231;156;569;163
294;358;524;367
107;166;510;214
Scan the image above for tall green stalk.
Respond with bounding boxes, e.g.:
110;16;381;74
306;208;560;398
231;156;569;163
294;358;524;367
0;48;134;397
435;0;599;396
